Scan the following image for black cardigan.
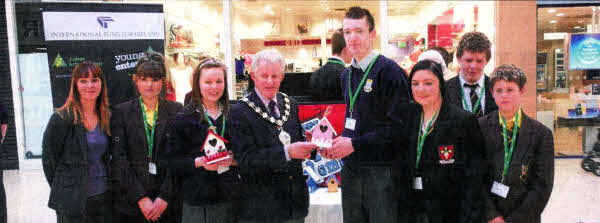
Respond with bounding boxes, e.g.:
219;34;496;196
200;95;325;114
42;110;111;215
163;103;240;206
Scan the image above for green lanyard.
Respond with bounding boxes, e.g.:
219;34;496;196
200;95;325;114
348;55;379;117
204;111;226;137
140;97;158;159
328;58;345;66
500;111;520;183
460;81;485;113
416;111;438;169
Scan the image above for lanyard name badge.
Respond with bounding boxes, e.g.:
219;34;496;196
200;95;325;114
491;111;520;198
140;97;158;175
460;81;485;114
413;111;438;190
345;55;379;131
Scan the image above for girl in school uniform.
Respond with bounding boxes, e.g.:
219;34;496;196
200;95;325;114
392;59;486;222
164;58;240;223
111;52;183;222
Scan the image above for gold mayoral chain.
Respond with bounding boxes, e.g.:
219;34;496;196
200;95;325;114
241;93;292;146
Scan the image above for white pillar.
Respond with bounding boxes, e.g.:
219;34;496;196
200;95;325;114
223;0;236;99
5;0;39;170
379;0;389;56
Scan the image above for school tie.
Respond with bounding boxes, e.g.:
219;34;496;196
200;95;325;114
464;83;481;116
505;119;516;144
268;100;279;119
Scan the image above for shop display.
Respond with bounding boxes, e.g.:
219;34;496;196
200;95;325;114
169;53;193;104
569;33;600;70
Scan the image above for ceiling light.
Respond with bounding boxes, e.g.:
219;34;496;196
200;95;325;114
556;13;565;16
579;20;584;23
286;8;291;11
550;20;558;24
574;26;581;29
548;9;556;13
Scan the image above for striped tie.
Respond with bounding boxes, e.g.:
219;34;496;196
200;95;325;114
464;83;481;117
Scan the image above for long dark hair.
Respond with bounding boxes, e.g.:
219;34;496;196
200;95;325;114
189;58;229;118
408;59;446;101
57;61;111;135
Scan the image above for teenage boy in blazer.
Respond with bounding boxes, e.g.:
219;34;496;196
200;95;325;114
480;64;554;223
445;32;498;117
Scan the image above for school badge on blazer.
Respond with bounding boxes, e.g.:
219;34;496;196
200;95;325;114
520;164;529;183
438;145;455;164
364;79;373;92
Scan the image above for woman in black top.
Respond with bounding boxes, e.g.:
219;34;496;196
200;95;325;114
393;60;486;222
164;58;239;223
42;61;113;222
110;53;183;222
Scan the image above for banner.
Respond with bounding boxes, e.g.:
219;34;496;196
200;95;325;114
43;12;164;41
42;3;165;107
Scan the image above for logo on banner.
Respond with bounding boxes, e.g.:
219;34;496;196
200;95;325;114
52;53;67;68
97;16;114;29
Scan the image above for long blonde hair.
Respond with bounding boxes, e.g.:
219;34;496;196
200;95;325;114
56;61;111;135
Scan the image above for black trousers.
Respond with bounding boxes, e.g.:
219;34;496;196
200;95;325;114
0;171;6;223
56;192;112;223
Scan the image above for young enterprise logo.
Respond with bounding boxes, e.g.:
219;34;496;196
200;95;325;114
97;16;114;29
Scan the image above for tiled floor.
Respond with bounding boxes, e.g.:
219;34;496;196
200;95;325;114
3;159;600;223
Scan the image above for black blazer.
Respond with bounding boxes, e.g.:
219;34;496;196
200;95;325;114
229;91;308;221
163;103;240;206
480;111;554;223
392;102;486;223
110;98;183;217
42;110;111;215
445;75;498;116
309;58;345;101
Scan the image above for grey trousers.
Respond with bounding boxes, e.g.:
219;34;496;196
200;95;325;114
340;165;398;223
182;202;235;223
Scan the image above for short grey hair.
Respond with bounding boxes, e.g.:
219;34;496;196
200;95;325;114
252;49;286;72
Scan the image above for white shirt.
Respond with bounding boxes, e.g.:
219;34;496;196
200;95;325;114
254;88;279;117
351;50;378;72
459;73;486;113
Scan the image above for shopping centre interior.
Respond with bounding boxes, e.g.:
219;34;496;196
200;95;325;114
1;1;600;222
